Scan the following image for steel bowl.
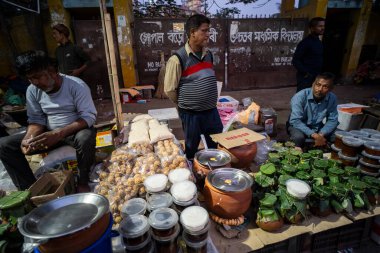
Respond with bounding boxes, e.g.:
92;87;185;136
18;193;109;240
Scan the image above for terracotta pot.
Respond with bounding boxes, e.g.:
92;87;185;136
193;158;231;177
38;212;110;253
203;176;252;219
218;143;257;168
256;218;284;232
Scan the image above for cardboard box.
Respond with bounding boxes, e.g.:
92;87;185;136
210;127;266;149
96;129;115;148
29;170;74;206
217;96;239;112
337;110;364;131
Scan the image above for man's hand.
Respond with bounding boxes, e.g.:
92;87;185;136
29;130;63;151
21;137;34;155
311;133;327;147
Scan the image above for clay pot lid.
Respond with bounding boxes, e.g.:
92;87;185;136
148;208;178;230
331;144;341;152
338;151;358;161
146;193;173;212
335;131;353;139
350;130;370;138
119;215;149;238
180;206;209;232
361;151;380;160
360;128;380;137
143;174;168;193
170;180;197;202
358;137;374;144
364;141;380;151
207;168;253;192
168;168;191;184
342;136;364;147
195;149;231;167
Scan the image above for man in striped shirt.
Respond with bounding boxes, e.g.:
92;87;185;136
165;14;223;159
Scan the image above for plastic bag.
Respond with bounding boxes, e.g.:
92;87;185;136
254;137;277;165
149;125;174;144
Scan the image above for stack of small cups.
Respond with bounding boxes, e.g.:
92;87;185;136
180;206;210;253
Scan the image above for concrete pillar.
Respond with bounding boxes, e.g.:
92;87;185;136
113;0;138;87
341;0;373;77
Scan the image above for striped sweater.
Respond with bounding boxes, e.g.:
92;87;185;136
175;47;218;112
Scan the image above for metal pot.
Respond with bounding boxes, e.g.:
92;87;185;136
203;168;253;219
18;193;110;253
193;149;231;177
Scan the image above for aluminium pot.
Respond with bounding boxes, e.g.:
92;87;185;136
18;193;110;253
203;168;253;219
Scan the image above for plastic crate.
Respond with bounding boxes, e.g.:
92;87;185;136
311;227;340;253
337;218;373;250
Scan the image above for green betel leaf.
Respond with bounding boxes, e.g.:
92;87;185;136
362;176;380;189
328;167;345;175
354;193;365;208
330;199;344;213
344;166;360;176
260;163;276;175
313;159;329;170
348;179;368;190
282;164;297;173
260;193;277;207
313;184;332;198
289;149;302;157
268;153;280;159
285;141;295;148
311;169;326;178
297;163;310;171
296;171;311;180
308;149;323;158
278;175;294;186
255;174;275;188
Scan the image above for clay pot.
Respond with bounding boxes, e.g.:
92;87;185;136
256;218;284;232
203;169;252;219
38;212;110;253
218;142;257;168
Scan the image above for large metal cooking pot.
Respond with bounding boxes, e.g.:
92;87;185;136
193;149;231;176
18;193;110;253
203;168;253;219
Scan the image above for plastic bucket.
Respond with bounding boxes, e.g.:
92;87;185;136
34;215;114;253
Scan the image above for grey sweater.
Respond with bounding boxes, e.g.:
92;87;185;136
26;74;97;130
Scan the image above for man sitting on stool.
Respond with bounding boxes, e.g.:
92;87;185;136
0;51;97;192
287;72;338;148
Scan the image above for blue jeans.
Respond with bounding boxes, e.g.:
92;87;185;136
288;126;336;148
0;128;96;190
179;108;223;159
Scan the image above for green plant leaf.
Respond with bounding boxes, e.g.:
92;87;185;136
260;193;277;207
260;163;276;175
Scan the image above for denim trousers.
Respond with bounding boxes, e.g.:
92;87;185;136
0;128;96;190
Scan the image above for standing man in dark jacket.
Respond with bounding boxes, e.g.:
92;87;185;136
292;17;325;92
164;14;223;160
52;24;91;77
